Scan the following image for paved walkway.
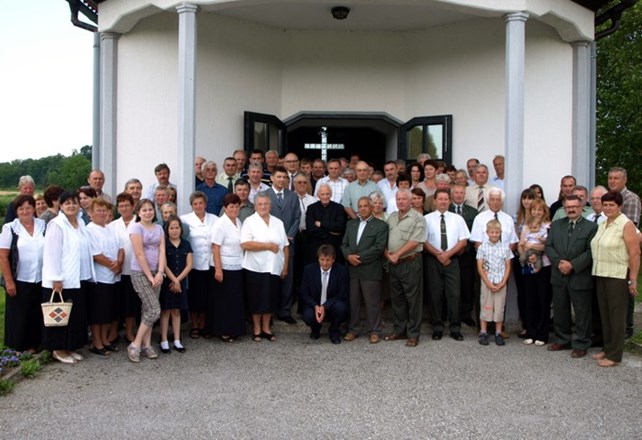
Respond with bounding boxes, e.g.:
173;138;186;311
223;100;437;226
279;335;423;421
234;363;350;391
1;319;641;439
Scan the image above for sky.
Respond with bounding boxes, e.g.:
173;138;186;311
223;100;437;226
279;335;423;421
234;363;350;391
0;1;93;163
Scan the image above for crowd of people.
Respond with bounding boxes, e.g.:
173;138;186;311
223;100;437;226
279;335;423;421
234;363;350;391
0;149;640;368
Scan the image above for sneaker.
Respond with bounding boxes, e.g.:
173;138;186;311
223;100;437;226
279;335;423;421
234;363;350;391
495;333;505;346
478;333;489;346
141;346;159;359
127;344;141;363
523;338;534;345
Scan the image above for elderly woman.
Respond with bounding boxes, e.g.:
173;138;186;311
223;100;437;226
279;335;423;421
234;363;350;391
127;198;166;363
181;191;218;339
0;195;46;353
108;192;139;344
370;191;388;221
455;170;469;187
78;186;97;225
4;175;36;223
86;199;124;355
591;191;640;367
210;194;246;342
40;185;65;225
42;191;94;364
241;192;289;342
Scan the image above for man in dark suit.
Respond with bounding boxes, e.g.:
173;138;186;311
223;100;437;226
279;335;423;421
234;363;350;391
545;195;598;358
267;166;302;324
449;184;479;326
300;245;349;344
341;196;388;344
305;183;347;265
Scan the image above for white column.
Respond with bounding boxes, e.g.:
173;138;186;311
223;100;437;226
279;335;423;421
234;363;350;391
503;12;528;216
100;32;119;197
503;12;528;327
572;41;592;187
176;3;198;215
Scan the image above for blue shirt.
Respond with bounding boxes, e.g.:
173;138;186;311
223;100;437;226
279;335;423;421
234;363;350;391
196;181;229;215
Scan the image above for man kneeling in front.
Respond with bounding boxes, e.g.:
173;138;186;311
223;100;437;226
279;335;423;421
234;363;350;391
300;245;349;344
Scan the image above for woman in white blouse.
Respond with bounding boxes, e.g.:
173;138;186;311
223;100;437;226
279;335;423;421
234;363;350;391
241;192;289;342
0;195;46;353
42;191;95;364
180;191;218;339
86;198;124;355
210;194;246;342
108;192;139;344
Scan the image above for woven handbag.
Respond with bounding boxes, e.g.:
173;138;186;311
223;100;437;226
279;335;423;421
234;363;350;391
41;289;73;327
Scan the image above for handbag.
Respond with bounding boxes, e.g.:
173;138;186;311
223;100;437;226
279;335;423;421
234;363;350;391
41;289;73;327
0;226;19;289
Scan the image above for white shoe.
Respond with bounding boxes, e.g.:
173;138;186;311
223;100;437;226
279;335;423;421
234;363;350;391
523;338;534;345
70;352;84;361
52;351;76;364
534;340;545;346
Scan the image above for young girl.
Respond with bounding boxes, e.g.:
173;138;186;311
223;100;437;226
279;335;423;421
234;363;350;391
128;199;166;363
159;216;193;354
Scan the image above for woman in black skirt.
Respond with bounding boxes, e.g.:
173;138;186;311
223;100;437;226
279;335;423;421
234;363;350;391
240;193;289;342
0;195;46;353
41;191;94;364
210;194;246;341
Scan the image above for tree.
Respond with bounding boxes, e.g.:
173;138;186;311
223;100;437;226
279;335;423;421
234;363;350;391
596;1;642;196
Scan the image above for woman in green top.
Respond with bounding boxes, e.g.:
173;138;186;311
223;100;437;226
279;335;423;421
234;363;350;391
590;191;640;367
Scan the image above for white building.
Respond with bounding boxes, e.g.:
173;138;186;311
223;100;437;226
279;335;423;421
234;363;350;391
87;0;599;215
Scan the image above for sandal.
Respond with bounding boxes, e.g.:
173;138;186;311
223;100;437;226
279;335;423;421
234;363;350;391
219;336;235;343
261;331;276;342
190;328;201;339
104;343;119;352
597;358;619;367
89;346;110;356
200;329;213;339
253;333;262;342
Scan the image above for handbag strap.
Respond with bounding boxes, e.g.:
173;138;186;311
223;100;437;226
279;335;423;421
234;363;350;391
49;289;65;303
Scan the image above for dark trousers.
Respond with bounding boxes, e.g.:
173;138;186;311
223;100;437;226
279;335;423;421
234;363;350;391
458;250;476;323
302;301;348;338
591;284;603;344
278;240;296;319
552;284;592;349
348;278;382;334
389;256;423;339
524;266;551;342
626;294;635;332
512;256;527;329
427;254;461;333
596;277;628;362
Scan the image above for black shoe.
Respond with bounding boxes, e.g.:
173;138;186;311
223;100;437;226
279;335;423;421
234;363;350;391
103;343;119;352
310;331;320;340
478;333;489;346
89;346;109;356
495;333;505;346
432;332;443;341
462;318;476;327
330;335;341;344
279;316;297;325
159;345;171;354
173;344;186;353
625;328;634;339
450;332;464;341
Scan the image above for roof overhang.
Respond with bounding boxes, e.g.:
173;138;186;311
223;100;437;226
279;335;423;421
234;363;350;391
96;0;596;42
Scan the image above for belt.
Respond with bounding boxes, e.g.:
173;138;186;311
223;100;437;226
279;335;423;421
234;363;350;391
398;253;419;264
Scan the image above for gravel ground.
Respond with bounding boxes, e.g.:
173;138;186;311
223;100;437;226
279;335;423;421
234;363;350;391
2;316;641;439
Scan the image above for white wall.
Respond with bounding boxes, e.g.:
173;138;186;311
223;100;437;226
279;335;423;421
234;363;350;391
114;12;574;205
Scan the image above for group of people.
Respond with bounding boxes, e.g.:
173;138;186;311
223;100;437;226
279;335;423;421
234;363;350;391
0;149;639;369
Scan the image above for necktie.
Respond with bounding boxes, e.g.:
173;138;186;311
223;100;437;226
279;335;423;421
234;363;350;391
477;186;485;212
568;221;575;237
289;175;294;191
321;271;329;305
456;205;462;216
277;192;283;202
494;212;501;241
227;177;234;193
592;215;599;223
440;214;448;251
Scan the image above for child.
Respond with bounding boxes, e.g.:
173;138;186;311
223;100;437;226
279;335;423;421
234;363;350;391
159;215;193;354
476;219;512;346
518;198;549;275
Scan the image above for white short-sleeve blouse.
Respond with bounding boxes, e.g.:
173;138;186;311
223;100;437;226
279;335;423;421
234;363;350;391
0;219;46;283
240;213;288;276
181;212;218;271
211;214;243;270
